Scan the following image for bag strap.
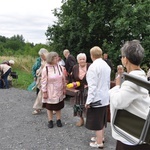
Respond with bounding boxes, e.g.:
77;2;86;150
46;66;48;76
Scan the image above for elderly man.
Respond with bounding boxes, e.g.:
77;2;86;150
63;49;76;82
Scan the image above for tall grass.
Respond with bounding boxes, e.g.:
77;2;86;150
0;55;36;89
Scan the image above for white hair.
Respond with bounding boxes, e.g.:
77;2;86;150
117;65;123;69
38;48;48;55
9;60;15;65
76;53;86;61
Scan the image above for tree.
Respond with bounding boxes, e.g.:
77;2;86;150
46;0;150;66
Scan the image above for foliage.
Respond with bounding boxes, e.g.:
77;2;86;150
0;35;50;57
46;0;150;66
0;35;51;89
12;69;33;89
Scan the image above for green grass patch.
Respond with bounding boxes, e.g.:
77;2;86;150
12;69;33;90
0;55;35;90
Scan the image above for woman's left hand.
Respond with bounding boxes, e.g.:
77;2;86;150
85;104;90;109
63;88;66;95
43;92;48;99
115;75;121;85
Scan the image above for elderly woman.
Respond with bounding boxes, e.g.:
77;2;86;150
71;53;91;126
32;48;48;115
115;65;124;80
41;52;66;128
109;40;150;150
85;46;111;148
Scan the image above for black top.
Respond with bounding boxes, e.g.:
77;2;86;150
65;54;76;74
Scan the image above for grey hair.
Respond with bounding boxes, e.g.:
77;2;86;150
38;48;48;56
63;49;70;55
76;53;86;61
121;40;144;65
46;51;58;64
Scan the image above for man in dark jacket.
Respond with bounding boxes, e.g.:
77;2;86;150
63;49;76;83
63;49;76;74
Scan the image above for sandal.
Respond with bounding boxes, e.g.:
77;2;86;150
91;137;105;143
32;109;41;115
89;142;104;149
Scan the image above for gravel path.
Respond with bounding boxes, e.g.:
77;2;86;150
0;88;116;150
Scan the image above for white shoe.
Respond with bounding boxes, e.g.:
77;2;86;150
91;137;97;142
89;142;104;149
91;137;105;143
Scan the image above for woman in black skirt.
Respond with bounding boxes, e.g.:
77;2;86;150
41;52;66;128
85;46;111;149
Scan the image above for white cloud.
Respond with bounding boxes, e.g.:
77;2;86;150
0;0;62;44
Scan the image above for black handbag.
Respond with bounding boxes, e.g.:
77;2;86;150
112;73;150;145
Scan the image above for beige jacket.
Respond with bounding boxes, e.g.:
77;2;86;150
0;64;11;74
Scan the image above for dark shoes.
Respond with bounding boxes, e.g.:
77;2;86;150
56;119;62;127
48;120;62;128
48;120;53;128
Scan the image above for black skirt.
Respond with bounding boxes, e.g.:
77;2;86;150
116;140;150;150
43;100;64;111
85;106;107;130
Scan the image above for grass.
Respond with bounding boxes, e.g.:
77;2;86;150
0;55;36;90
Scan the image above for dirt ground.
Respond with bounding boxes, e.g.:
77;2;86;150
0;88;116;150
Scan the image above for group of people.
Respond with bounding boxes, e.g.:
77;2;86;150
30;40;150;150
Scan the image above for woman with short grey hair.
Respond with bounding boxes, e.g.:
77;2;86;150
41;52;66;128
109;40;150;150
121;40;144;66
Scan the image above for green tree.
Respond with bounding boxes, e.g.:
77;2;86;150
46;0;150;65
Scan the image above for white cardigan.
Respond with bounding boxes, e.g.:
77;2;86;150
109;70;150;145
86;58;111;107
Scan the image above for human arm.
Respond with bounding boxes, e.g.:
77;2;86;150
109;81;139;109
60;66;67;95
41;67;48;99
32;57;41;79
85;66;97;105
67;55;76;74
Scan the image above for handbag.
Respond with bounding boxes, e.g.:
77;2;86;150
112;72;150;145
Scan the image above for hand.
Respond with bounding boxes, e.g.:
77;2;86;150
85;104;90;109
63;88;66;95
43;92;48;99
115;75;121;86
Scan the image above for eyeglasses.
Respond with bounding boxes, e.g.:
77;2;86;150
119;55;125;59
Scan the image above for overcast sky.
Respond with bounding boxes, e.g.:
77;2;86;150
0;0;62;44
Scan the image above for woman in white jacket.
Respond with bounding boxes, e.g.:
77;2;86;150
85;46;111;149
109;40;150;150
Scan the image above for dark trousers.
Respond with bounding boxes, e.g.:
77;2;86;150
0;79;5;88
36;88;40;95
2;68;11;88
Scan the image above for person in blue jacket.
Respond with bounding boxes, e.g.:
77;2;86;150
32;48;48;95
